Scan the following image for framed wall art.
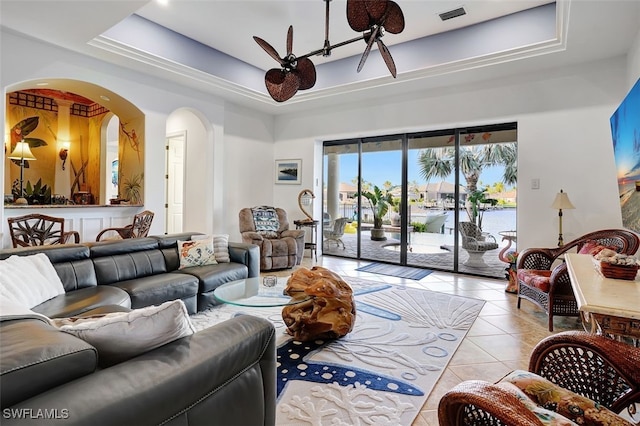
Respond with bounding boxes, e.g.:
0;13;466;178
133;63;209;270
610;77;640;233
275;159;302;184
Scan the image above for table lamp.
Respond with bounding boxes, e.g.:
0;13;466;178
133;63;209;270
551;189;575;247
298;189;315;222
8;141;37;205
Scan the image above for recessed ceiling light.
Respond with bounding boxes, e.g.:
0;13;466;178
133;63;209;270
100;95;111;101
36;82;49;86
157;0;169;6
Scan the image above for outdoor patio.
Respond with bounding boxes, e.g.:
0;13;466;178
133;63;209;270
322;229;512;280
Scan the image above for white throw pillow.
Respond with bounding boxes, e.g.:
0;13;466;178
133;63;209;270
52;300;196;367
177;237;217;269
192;234;230;263
0;253;65;309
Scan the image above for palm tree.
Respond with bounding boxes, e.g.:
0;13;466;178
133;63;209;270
418;142;516;227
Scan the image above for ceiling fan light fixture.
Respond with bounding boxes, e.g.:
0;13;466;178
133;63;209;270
254;0;405;102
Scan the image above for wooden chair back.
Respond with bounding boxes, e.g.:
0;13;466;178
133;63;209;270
8;213;80;247
96;210;154;241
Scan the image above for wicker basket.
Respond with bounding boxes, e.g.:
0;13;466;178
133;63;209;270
599;261;639;280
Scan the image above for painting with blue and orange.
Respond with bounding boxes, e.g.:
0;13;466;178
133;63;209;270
610;77;640;232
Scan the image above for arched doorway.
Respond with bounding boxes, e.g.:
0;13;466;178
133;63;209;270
166;108;210;234
4;78;145;207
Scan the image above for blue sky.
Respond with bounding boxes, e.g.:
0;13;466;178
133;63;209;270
330;150;508;189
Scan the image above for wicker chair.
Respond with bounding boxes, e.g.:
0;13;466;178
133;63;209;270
8;213;80;247
323;217;349;249
96;210;154;241
516;228;640;331
438;331;640;425
459;221;499;267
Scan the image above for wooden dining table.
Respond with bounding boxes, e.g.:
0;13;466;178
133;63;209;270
565;253;640;340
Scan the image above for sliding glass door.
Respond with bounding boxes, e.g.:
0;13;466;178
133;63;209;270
406;130;457;273
322;123;517;279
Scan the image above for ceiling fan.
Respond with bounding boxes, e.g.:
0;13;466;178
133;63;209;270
253;0;405;102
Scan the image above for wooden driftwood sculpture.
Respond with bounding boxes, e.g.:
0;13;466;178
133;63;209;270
282;266;356;341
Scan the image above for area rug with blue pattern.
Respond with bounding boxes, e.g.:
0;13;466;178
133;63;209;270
190;276;484;426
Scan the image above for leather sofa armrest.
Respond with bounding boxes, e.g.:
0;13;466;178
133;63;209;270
3;315;276;426
229;242;260;278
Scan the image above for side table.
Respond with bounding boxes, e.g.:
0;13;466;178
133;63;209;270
294;219;318;261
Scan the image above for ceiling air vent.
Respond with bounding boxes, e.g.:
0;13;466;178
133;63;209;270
439;7;466;21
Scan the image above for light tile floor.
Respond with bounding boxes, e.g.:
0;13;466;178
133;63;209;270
265;255;581;426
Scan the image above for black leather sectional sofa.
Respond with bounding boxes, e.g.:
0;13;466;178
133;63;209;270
0;232;260;317
0;233;277;425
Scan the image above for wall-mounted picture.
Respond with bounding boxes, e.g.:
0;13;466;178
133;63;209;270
275;159;302;184
610;77;640;233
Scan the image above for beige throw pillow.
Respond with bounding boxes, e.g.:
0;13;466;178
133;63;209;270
52;300;196;367
177;237;217;269
192;234;230;263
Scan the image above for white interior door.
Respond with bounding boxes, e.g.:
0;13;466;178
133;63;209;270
166;131;185;234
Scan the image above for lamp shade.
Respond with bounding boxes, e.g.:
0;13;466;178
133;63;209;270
551;189;575;210
8;142;37;161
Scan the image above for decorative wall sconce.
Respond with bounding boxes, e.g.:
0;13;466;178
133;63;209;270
8;140;37;204
298;189;315;222
551;189;575;247
59;142;70;170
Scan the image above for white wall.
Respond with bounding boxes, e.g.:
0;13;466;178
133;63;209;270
1;27;636;253
222;103;275;242
273;56;629;251
627;28;640;88
166;108;211;234
1;31;228;245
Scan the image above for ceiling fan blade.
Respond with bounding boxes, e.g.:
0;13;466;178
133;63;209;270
253;36;283;65
365;0;389;22
265;68;299;102
346;0;370;32
294;58;317;90
382;1;405;34
357;26;379;73
286;25;293;56
376;38;397;77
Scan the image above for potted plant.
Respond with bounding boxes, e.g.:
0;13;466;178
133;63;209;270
466;187;497;230
390;197;401;227
122;174;143;204
13;178;52;205
358;185;394;241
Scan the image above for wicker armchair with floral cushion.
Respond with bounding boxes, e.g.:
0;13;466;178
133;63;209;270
516;228;640;331
438;331;640;425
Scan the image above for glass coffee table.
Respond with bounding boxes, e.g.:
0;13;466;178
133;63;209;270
213;277;310;307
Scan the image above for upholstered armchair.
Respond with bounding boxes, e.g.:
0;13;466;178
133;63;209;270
239;206;305;271
438;331;640;425
516;228;640;331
